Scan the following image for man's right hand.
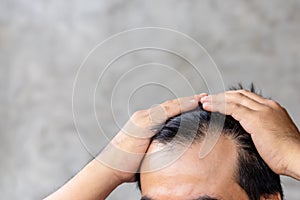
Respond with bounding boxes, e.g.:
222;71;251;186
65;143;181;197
98;93;208;184
45;93;208;200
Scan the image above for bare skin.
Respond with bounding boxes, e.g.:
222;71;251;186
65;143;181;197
45;94;207;200
140;136;251;200
200;90;300;180
45;91;300;200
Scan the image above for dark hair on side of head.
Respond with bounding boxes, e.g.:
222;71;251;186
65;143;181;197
136;83;283;200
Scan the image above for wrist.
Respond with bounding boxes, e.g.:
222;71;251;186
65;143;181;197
96;132;150;183
284;136;300;180
91;158;124;186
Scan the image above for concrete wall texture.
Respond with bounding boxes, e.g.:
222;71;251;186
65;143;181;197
1;0;300;199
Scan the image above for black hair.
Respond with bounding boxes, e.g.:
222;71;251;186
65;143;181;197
136;84;283;200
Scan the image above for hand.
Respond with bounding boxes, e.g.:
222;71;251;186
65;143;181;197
45;94;208;200
99;93;208;183
200;90;300;179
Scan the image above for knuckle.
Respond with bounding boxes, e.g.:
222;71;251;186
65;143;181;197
229;102;239;109
167;99;178;105
131;109;148;119
262;105;273;113
225;102;238;115
162;99;178;109
237;91;247;97
267;99;281;108
161;104;172;113
230;92;247;103
239;92;247;99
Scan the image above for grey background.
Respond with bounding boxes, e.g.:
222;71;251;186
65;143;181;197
1;0;300;199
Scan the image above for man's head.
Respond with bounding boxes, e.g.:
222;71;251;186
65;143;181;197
136;86;283;200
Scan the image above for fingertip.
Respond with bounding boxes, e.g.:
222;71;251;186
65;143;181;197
196;93;208;100
200;95;211;103
202;102;212;110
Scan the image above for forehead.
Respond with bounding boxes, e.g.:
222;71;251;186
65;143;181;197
140;136;248;200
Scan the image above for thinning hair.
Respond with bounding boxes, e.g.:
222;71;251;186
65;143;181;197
136;84;283;200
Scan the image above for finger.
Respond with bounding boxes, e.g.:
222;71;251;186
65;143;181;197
196;93;209;100
201;91;265;111
202;100;256;123
231;89;269;105
154;93;207;120
165;93;208;117
124;93;208;139
224;92;266;110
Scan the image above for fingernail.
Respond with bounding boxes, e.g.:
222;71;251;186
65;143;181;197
200;95;210;102
203;102;211;108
